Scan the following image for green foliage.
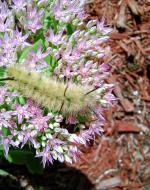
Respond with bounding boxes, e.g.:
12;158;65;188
77;114;89;123
44;54;57;74
43;3;59;32
0;169;11;176
0;144;43;174
2;127;9;136
7;149;43;174
18;96;26;105
34;29;45;42
0;67;5;77
0;145;4;157
66;23;75;35
0;67;6;86
19;39;44;63
44;14;59;32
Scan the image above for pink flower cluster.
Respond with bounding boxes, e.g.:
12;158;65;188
0;0;115;167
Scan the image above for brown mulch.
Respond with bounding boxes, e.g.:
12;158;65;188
73;1;150;190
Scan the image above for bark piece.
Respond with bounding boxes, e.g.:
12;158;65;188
127;0;140;15
117;1;127;29
96;176;122;190
116;120;140;132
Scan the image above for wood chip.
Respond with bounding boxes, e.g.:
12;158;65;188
110;32;128;40
127;0;140;15
133;39;147;55
115;121;141;132
96;176;122;190
117;41;131;56
117;0;127;29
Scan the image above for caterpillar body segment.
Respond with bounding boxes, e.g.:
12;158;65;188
6;66;97;115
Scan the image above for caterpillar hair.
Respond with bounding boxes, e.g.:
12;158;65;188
5;66;98;115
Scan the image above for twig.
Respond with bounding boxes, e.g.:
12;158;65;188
0;77;14;81
117;0;126;29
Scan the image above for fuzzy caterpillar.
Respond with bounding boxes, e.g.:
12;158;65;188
6;66;98;115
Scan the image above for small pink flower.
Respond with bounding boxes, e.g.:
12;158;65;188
12;104;32;124
66;115;77;125
97;19;112;34
36;146;53;167
31;116;50;131
46;28;64;46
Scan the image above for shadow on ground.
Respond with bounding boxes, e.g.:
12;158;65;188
0;160;94;190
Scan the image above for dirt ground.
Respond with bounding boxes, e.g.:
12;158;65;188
0;0;150;190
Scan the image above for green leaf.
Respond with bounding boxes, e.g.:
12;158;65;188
0;67;6;77
34;29;45;42
18;96;26;105
7;149;43;174
0;67;6;86
43;13;58;32
32;39;44;51
77;114;88;123
48;0;54;4
0;169;10;176
45;54;52;65
2;127;9;136
19;39;44;63
0;144;4;157
44;54;57;74
66;23;75;35
0;150;4;157
7;150;33;165
35;187;44;190
0;145;3;151
26;156;43;174
18;46;30;63
45;54;56;66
